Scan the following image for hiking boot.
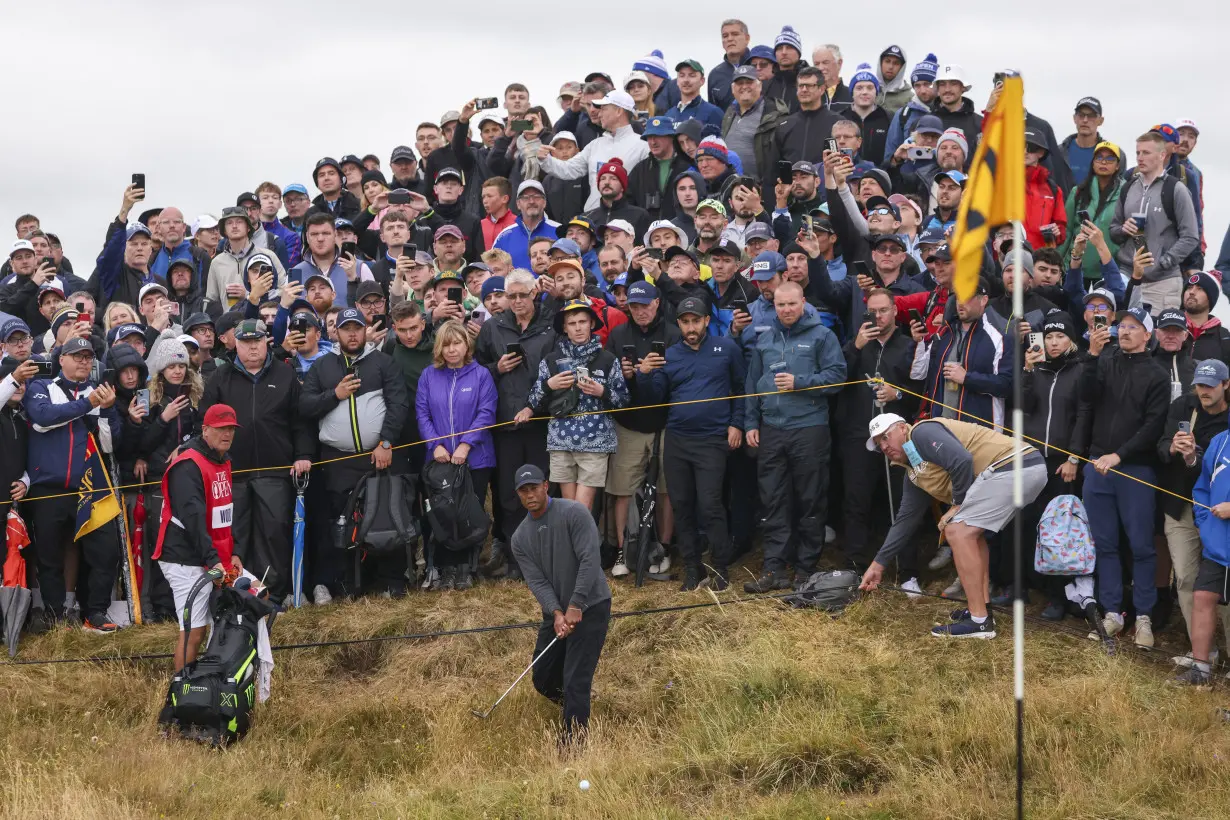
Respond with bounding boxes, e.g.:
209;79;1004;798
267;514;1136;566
744;570;792;594
1171;665;1212;687
941;576;964;599
83;614;119;634
480;541;507;578
453;568;474;591
1089;613;1123;641
611;550;630;577
901;577;923;600
25;608;53;635
422;566;440;591
680;566;703;591
1040;601;1066;621
709;568;729;592
440;565;457;591
928;545;953;570
931;612;996;639
313;584;333;606
1134;615;1154;649
793;570;813;589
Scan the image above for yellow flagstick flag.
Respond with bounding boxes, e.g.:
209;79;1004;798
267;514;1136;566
951;74;1026;302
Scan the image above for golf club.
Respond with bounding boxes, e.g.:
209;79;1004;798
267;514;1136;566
471;636;559;719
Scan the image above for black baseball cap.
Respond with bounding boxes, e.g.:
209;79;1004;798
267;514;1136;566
676;296;708;318
1156;308;1187;330
708;239;741;258
514;464;546;489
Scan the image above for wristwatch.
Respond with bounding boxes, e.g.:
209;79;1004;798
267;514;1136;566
379;440;392;451
1067;456;1080;465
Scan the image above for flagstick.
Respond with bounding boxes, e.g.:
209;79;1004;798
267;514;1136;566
1011;220;1026;820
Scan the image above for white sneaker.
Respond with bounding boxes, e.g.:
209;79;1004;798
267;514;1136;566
901;577;923;600
612;550;630;577
928;546;953;571
941;576;964;599
825;526;837;544
649;554;671;575
1134;615;1154;649
312;584;333;606
1089;613;1124;640
1174;649;1220;668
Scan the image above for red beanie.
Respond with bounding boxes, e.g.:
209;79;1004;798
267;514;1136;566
597;157;628;190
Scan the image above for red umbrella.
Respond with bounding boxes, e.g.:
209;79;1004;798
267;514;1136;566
132;494;146;589
3;509;32;657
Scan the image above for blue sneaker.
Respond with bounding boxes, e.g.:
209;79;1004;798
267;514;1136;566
932;613;996;639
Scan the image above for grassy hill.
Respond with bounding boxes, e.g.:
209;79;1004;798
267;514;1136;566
2;578;1229;820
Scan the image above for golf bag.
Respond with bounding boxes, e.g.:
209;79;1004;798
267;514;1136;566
421;461;490;576
785;570;861;612
622;432;665;586
159;573;277;747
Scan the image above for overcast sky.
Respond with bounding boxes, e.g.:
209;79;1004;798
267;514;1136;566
4;2;1224;273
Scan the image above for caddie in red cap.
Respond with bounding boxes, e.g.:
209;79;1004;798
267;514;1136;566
154;403;242;670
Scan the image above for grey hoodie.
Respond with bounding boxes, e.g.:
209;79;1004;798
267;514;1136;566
876;47;913;114
1109;170;1200;282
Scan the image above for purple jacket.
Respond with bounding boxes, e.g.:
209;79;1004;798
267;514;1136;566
415;360;498;469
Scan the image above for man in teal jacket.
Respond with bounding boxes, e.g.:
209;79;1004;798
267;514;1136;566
742;280;846;591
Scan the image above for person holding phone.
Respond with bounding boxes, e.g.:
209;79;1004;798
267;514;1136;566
287;212;374;309
86;184;156;314
205;208;288;310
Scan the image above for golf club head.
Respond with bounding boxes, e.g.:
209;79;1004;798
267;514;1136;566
471;709;488;720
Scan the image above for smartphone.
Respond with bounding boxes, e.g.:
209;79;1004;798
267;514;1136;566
475;97;499;110
77;312;92;326
1028;332;1043;351
908;308;924;327
42;256;55;270
1093;315;1108;331
826;138;839;154
646;248;663;260
166;302;180;316
510;119;534;132
855;259;884;288
388;190;411;205
373;313;387;329
506;343;524;359
447;287;464;304
33;360;55;378
861;311;876;329
731;297;748;313
993;71;1007;87
1178;421;1192;435
651;341;666;358
403;244;417;258
621;344;637;363
803;214;815;238
345;364;358;378
136;388;150;414
1076;209;1091;225
777;160;793;186
574;365;591;383
289;315;309;334
132;173;145;198
340;241;358;258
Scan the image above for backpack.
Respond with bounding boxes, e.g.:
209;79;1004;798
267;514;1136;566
335;470;421;555
1034;494;1095;575
160;580;278;747
421;461;491;552
784;570;861;612
1118;171;1179;232
543;348;617;418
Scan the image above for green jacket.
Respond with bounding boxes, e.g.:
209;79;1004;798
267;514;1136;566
385;330;435;446
1059;174;1124;281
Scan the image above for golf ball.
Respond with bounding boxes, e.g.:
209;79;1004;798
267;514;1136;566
579;780;590;791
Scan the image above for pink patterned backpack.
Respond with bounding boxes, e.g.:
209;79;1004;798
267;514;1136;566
1034;494;1095;576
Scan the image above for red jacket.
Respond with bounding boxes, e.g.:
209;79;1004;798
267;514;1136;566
481;210;518;250
1024;165;1067;249
589;294;627;345
894;285;949;340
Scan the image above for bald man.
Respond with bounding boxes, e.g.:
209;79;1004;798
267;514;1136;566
151;206;211;287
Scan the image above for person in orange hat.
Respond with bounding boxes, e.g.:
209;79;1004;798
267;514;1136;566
154;403;242;670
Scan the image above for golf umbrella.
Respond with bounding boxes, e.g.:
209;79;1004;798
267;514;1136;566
2;509;33;657
291;474;308;607
131;492;146;590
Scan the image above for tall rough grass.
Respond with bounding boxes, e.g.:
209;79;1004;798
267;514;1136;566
2;581;1229;819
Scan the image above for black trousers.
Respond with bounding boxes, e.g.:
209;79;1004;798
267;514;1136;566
759;425;831;574
27;489;120;619
532;598;611;740
494;422;548;538
839;436;907;572
664;432;731;570
233;476;294;599
724;446;758;546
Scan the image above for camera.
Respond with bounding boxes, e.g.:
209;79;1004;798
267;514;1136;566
907;146;935;162
645;192;661;211
388;190;411;205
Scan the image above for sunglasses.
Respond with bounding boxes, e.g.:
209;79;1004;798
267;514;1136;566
506;292;534;301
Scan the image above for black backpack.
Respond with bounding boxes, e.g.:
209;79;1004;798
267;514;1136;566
160;578;278;747
421;461;490;552
785;570;861;612
336;470;421;555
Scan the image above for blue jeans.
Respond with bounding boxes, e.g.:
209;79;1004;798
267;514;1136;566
1083;462;1157;616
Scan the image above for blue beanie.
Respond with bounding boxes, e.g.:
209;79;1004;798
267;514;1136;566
911;53;939;85
850;63;881;93
633;50;670;81
774;26;803;56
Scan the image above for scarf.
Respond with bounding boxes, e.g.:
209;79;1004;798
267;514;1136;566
518;133;542;181
559;336;602;367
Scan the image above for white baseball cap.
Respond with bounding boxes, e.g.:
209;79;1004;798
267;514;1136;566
1176;118;1199;135
603;219;635;236
516;179;546;197
8;239;34;258
866;413;908;452
593;90;636;113
550;131;578;146
936;64;970;89
190;214;219;236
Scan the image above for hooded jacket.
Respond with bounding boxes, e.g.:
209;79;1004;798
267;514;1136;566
0;270;90;336
770;107;844;171
916;315;1012;431
150;240;212;291
876;50;913;114
1109;171;1201;283
842;106;892;170
204;241;288;310
1080;345;1169;465
300;345;407;458
262;219;303;268
1187;316;1230;367
415;359;498;468
1020;350;1090;458
744;309;846;430
308;189;362;222
383;329;434;450
139;381;200;481
422;199;485;263
106;343;149;484
764;60;809;113
545;172;590;225
669;169;706;244
0;367;29;495
473;305;559;423
1194;430;1230;567
585;196;652;246
881;97;934;164
1024;164;1067;249
200;352;316;476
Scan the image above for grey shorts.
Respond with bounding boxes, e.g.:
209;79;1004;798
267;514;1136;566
951;462;1048;534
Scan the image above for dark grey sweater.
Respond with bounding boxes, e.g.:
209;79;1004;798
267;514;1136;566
511;498;612;617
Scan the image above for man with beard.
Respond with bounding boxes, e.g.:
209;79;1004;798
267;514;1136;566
542;258;626;345
771;161;825;243
639;297;746;591
692;199;728;256
1181;271;1230;367
585;159;650;241
923;168;967;235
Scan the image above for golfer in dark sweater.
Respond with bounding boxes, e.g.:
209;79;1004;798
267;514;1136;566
510;464;612;744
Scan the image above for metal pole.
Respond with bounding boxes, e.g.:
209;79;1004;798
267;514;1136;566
1011;220;1026;820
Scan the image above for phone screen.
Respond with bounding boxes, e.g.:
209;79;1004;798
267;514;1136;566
341;242;358;258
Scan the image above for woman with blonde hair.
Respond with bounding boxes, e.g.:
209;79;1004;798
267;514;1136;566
104;301;140;332
415;320;498;591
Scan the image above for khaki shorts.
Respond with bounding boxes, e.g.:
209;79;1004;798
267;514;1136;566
606;423;667;496
550;450;610;488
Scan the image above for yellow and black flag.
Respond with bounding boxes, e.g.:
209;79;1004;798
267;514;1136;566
951;75;1026;301
75;433;122;540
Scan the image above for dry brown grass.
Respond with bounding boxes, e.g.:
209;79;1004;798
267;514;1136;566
2;578;1230;820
